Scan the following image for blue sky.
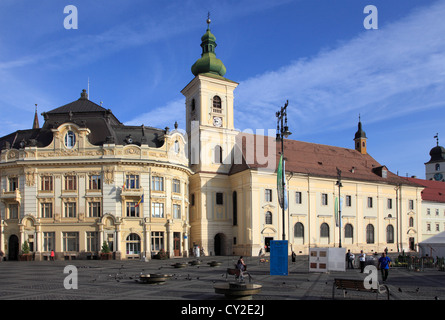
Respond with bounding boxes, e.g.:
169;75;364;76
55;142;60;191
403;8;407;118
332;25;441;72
0;0;444;179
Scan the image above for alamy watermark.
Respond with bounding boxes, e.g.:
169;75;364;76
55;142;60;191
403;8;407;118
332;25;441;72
64;265;78;289
64;5;78;30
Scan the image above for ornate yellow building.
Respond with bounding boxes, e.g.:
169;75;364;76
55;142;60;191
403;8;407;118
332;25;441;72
0;90;191;261
0;19;424;260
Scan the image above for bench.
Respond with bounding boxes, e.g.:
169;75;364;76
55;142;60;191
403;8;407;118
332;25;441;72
332;278;390;300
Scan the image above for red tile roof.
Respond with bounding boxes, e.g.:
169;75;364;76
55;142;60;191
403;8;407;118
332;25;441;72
403;177;445;202
230;133;421;187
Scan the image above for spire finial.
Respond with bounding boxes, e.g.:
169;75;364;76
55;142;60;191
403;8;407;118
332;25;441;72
359;113;361;122
206;12;211;30
32;104;40;129
435;133;439;146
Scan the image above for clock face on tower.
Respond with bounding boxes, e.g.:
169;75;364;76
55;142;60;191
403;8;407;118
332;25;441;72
213;116;222;127
434;173;443;181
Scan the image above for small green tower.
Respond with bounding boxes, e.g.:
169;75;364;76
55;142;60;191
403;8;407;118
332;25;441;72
191;16;227;78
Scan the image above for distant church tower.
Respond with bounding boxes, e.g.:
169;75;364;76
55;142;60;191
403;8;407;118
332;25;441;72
425;134;445;181
33;104;40;129
354;116;367;155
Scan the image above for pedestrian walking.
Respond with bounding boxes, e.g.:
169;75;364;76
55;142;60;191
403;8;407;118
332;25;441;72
50;250;55;261
0;250;4;262
359;250;366;273
378;252;391;281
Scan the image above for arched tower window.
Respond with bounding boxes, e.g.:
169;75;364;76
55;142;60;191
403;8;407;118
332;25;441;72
212;96;222;113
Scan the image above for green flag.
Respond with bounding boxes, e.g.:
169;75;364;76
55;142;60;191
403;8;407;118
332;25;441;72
277;154;288;209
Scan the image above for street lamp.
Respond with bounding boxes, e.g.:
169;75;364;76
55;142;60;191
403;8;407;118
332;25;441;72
276;100;291;240
336;168;343;248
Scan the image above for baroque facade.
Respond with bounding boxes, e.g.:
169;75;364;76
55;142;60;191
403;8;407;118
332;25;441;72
0;19;424;260
0;90;191;261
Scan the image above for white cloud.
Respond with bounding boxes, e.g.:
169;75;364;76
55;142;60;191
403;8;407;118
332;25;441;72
233;1;445;137
125;98;185;130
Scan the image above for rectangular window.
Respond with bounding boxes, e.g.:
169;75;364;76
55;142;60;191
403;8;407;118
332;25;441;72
65;175;77;191
126;175;140;189
345;195;352;207
173;204;181;219
387;198;392;209
9;177;18;192
296;191;302;204
8;204;18;219
63;232;79;251
41;203;53;218
367;197;373;208
41;176;53;191
64;202;77;218
151;176;164;191
427;223;431;232
126;202;140;217
151;231;164;251
191;194;195;206
321;193;328;206
436;209;440;216
427;208;431;215
436;224;441;232
216;192;224;205
151;202;164;218
89;175;102;190
43;232;55;251
409;200;414;210
265;189;272;202
172;179;180;193
86;232;99;252
88;202;101;217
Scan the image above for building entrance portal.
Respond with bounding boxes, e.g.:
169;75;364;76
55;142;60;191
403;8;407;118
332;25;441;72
214;233;226;256
8;235;19;261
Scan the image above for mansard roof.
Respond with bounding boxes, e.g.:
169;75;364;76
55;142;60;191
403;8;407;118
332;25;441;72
0;90;166;150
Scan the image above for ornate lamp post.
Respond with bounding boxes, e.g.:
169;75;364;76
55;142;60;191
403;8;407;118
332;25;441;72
276;100;291;240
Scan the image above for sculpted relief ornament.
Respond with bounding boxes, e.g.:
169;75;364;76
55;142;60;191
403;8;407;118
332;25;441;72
104;167;114;184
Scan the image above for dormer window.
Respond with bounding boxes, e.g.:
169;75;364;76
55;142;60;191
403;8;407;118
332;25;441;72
64;131;76;149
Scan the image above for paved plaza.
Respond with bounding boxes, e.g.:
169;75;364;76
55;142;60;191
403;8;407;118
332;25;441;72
0;254;444;302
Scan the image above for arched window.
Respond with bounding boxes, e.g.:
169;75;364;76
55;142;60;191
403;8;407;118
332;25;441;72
126;233;141;255
294;222;304;239
214;145;222;164
265;211;272;225
409;217;414;228
174;140;180;154
386;225;394;243
436;163;441;171
344;224;353;239
212;96;222;113
320;223;329;238
232;191;237;226
366;224;375;244
65;131;76;149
